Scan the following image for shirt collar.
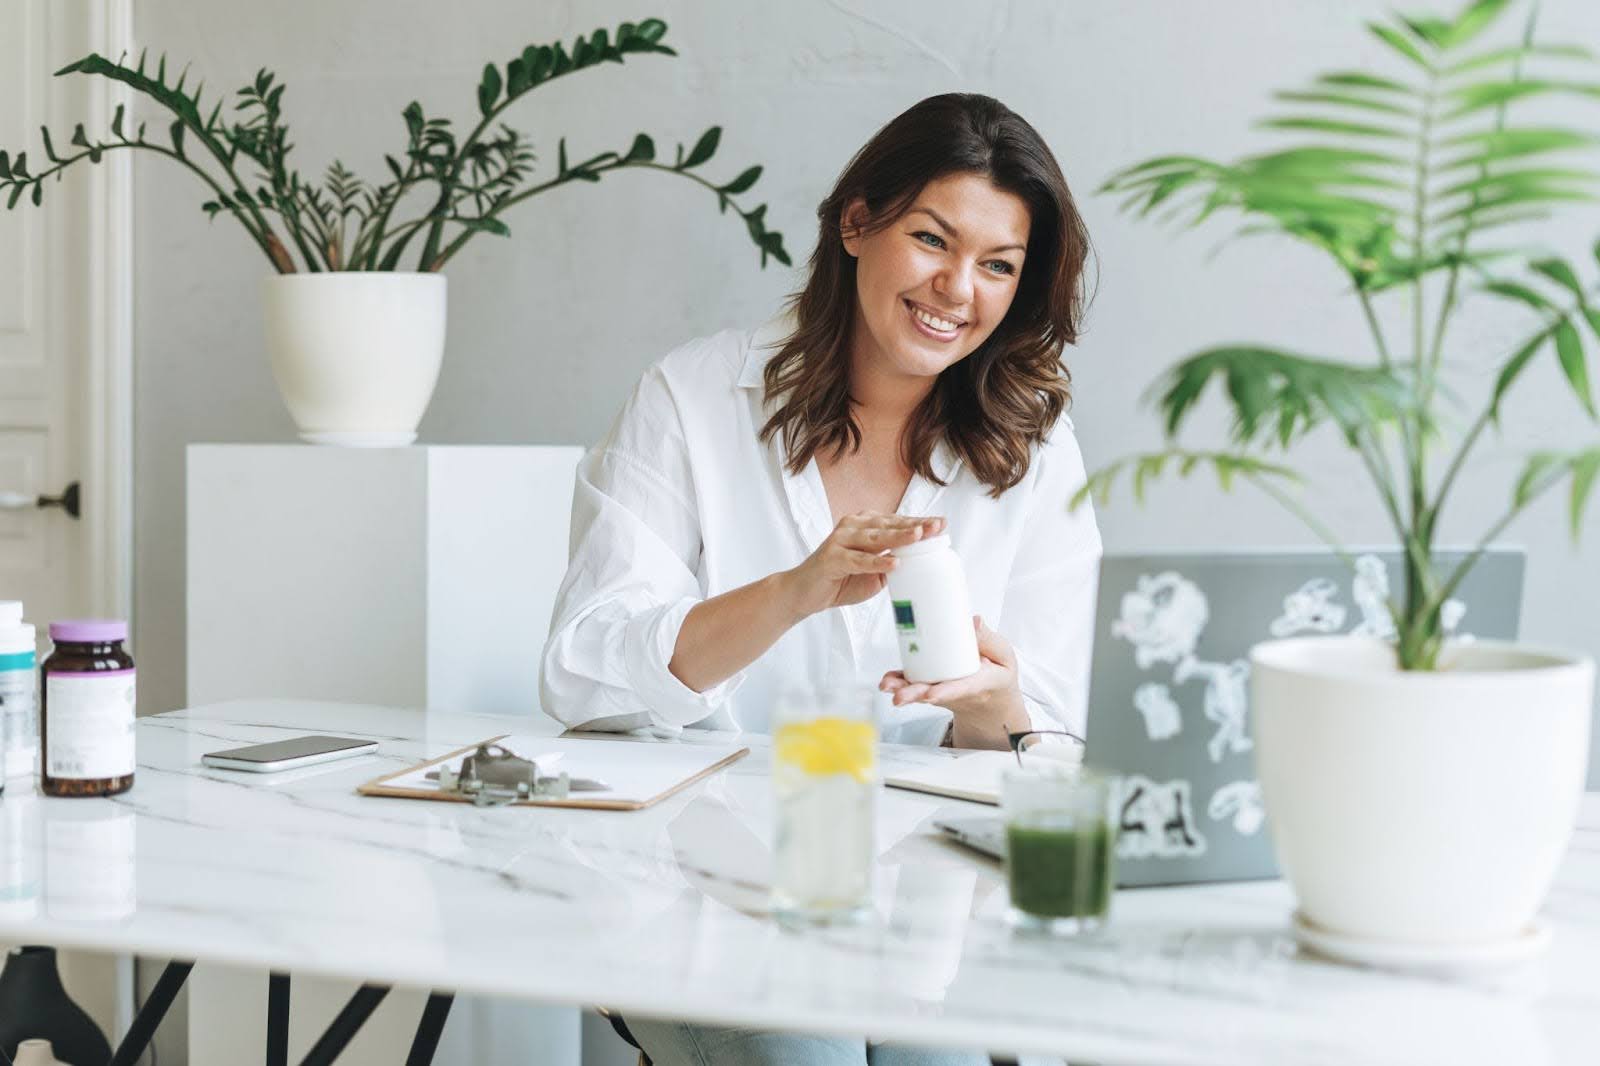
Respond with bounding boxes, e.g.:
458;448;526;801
737;313;793;389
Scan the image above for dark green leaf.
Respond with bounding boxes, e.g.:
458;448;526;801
11;153;27;179
1441;0;1512;49
1482;280;1556;311
1555;319;1595;417
682;126;721;169
1531;258;1586;300
403;102;423;142
1437;167;1600;201
39;127;58;163
30;183;41;207
1444;79;1600;120
1571;450;1600;540
1445;43;1595;76
1317;71;1416;94
1491;329;1552;421
111;103;125;138
170;120;185;155
478;63;502;116
719;165;762;195
551;43;572;76
1514;451;1560;507
1273;90;1415;117
6;184;22;209
462;217;511;237
1440;128;1600;166
0;151;9;179
1369;22;1433;68
506;58;529;97
1259;116;1408;139
623;133;655;163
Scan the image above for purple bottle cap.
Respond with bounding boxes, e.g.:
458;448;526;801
50;619;128;643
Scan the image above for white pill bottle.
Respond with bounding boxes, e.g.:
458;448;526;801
885;533;980;683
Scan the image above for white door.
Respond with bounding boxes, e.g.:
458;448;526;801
0;0;132;647
0;0;135;1049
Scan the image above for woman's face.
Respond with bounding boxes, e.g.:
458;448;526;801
842;172;1031;385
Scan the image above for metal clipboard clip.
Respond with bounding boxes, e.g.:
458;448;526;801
425;742;607;807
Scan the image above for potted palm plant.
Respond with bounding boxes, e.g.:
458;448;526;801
1085;0;1597;959
0;18;789;445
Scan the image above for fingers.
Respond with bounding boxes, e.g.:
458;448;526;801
889;682;935;706
840;548;897;573
834;513;946;551
973;615;1017;670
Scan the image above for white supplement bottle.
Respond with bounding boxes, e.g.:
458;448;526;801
885;533;980;683
0;601;37;789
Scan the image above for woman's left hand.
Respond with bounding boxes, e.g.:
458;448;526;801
879;616;1025;748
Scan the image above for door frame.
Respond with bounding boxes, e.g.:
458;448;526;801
79;0;135;625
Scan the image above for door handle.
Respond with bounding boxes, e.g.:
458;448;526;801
0;480;80;518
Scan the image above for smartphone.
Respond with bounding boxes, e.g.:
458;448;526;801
202;735;379;773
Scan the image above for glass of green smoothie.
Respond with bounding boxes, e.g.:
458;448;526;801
1001;766;1117;935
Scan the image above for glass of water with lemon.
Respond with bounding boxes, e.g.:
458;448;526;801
771;684;878;926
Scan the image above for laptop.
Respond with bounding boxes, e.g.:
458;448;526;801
935;547;1525;886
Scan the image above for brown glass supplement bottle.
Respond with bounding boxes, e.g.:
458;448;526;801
40;619;136;797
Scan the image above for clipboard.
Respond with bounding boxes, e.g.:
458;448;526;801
357;733;749;811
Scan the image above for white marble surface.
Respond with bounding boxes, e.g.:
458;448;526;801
1;699;1596;1064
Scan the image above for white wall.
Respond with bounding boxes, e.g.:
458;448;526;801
128;0;1600;761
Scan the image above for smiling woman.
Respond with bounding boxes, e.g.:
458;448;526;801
540;93;1101;1063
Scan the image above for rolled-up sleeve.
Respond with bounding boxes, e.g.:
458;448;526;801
540;367;747;732
1000;418;1103;740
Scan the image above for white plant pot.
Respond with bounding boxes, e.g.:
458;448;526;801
1251;636;1593;945
262;273;447;446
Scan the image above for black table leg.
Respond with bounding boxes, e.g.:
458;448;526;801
295;984;389;1066
108;960;194;1066
267;972;290;1066
404;993;453;1066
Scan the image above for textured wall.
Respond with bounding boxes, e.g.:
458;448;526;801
130;0;1600;789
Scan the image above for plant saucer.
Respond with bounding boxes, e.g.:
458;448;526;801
1292;911;1551;977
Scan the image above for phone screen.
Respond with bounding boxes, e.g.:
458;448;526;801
206;736;374;763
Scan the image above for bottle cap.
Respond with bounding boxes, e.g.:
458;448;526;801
49;619;128;643
891;532;952;559
0;601;22;627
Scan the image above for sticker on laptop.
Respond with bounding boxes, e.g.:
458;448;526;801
1116;775;1206;859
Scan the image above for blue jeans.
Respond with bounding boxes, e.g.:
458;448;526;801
624;1017;991;1066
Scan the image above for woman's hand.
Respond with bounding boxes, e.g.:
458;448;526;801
879;616;1025;749
778;513;946;622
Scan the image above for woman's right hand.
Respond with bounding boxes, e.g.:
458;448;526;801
778;513;946;622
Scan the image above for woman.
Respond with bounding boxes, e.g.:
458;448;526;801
540;93;1100;1064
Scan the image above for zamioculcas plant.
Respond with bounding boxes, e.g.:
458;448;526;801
0;17;789;273
1084;0;1600;670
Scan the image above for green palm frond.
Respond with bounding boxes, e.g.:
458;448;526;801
1154;346;1417;448
1072;451;1301;511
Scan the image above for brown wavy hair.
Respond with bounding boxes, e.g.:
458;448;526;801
759;93;1093;497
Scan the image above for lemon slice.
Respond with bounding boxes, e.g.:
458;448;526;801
774;718;876;781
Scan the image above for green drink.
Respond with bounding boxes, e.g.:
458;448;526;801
1001;766;1117;934
1005;822;1113;920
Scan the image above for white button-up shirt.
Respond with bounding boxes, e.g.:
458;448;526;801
539;317;1103;746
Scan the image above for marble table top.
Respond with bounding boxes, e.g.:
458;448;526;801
0;699;1595;1065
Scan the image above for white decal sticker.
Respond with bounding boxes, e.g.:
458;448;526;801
1350;554;1398;640
1269;577;1347;636
1117;775;1207;859
1112;572;1208;670
1173;655;1254;763
1208;780;1265;835
1114;571;1252;763
1132;682;1182;741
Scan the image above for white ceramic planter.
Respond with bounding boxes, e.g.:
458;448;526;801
1251;636;1593;945
262;273;447;446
